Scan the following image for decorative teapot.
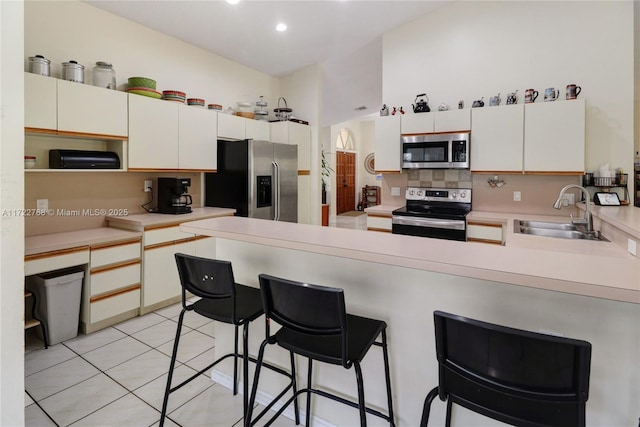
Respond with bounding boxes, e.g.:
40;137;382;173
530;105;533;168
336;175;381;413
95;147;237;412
506;90;518;105
472;97;485;108
380;104;389;116
412;93;430;113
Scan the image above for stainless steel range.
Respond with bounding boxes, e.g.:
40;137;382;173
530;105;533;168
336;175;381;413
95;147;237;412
392;187;472;241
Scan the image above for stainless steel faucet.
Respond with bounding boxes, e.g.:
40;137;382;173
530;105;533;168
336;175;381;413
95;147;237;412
553;185;593;232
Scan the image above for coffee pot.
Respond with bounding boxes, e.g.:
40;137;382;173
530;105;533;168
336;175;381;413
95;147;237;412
412;93;430;113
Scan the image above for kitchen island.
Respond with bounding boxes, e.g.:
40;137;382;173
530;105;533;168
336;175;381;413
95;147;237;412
181;216;639;426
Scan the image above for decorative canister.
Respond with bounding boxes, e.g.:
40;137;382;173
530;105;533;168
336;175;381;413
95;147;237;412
28;55;51;76
62;60;85;83
92;62;116;89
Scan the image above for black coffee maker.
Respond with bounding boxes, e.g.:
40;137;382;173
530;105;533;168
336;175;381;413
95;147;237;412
157;178;193;214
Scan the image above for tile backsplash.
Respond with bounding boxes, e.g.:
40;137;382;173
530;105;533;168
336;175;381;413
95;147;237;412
406;169;472;189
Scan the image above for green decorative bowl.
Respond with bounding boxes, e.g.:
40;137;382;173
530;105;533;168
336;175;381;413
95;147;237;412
128;77;156;90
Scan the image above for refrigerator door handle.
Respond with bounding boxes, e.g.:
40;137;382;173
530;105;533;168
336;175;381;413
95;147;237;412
272;161;280;221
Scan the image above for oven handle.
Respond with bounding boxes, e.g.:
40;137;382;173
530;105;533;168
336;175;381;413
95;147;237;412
392;215;466;230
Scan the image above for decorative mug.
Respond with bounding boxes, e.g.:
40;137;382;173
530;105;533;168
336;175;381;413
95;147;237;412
566;84;582;100
506;91;518;105
524;89;538;103
489;93;501;106
544;87;559;102
458;100;464;109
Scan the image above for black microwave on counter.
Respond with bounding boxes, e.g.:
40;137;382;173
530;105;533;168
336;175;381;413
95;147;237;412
401;132;470;169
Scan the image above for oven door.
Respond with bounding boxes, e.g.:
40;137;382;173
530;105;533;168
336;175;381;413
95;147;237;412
392;215;467;241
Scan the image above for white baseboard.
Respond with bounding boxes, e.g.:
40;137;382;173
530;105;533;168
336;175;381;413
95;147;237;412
211;368;335;427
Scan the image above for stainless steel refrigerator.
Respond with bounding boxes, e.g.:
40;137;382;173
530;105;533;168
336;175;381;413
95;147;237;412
205;139;298;223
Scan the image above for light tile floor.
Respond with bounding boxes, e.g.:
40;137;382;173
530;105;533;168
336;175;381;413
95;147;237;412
24;215;364;427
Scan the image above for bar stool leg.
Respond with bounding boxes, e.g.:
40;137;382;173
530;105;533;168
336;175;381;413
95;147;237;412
246;340;268;427
234;325;239;395
354;361;367;426
242;323;250;419
306;358;313;427
445;398;453;427
381;329;395;426
160;308;186;426
291;351;300;425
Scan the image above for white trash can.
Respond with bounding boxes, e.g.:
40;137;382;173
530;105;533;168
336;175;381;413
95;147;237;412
26;267;84;345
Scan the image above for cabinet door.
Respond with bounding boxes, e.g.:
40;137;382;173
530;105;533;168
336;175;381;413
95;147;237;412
24;72;57;130
524;100;585;173
245;119;270;141
290;123;311;171
57;79;128;137
269;121;289;144
128;94;179;170
179;105;217;170
143;240;195;308
434;109;471;133
471;105;524;172
400;113;434;135
298;175;311;224
217;113;246;140
374;115;401;173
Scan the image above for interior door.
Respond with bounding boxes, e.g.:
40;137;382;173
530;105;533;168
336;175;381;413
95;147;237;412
336;151;356;214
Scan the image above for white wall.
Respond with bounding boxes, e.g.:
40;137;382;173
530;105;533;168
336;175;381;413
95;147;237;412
383;1;634;177
24;1;279;113
0;1;25;425
280;64;322;224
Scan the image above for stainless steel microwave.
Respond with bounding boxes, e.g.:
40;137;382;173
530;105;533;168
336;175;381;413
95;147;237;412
401;132;470;169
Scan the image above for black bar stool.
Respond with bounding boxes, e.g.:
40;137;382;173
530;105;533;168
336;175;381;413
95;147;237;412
245;273;395;427
421;310;592;427
160;253;265;426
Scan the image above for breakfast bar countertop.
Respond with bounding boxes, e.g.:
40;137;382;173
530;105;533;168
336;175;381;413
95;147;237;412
25;227;142;256
181;216;639;304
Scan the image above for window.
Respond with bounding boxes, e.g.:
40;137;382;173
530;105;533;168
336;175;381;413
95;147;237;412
336;128;354;151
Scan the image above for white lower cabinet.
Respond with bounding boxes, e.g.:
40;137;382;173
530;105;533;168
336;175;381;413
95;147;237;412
366;214;392;232
83;239;142;333
466;221;505;245
141;226;216;313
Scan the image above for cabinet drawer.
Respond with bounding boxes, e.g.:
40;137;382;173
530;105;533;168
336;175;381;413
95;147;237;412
467;222;504;244
145;226;193;247
25;247;90;276
90;287;140;323
90;262;140;296
367;215;392;231
91;241;141;268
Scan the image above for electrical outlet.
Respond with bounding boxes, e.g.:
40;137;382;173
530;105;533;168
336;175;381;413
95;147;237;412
36;199;48;211
513;191;521;202
562;193;575;205
628;239;637;256
391;187;400;196
144;180;152;192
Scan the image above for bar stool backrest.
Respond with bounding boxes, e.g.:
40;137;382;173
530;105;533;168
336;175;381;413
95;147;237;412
433;311;592;427
175;253;236;301
258;274;349;366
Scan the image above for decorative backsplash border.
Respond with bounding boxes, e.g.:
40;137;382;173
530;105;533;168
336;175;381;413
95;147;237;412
405;169;472;189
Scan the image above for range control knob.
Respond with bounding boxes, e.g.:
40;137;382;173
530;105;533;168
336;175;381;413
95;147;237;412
451;192;457;199
460;191;467;199
417;190;424;197
409;190;415;196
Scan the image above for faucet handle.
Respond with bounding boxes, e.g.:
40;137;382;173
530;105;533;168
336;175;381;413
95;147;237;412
570;214;588;225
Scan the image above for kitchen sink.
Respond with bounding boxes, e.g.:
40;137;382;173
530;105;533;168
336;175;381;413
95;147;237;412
514;220;609;241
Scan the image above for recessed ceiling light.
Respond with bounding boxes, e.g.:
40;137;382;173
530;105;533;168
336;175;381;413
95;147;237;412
226;0;240;4
276;23;287;32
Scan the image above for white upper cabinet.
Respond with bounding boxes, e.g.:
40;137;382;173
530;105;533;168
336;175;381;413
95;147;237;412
400;112;434;135
24;73;57;130
178;105;217;170
524;99;585;173
374;115;401;173
217;113;246;140
245;119;270;141
471;105;524;172
57;79;128;137
128;94;179;170
434;109;471;133
270;121;311;171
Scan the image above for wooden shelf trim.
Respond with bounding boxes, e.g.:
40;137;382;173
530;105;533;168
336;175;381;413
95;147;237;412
144;234;210;251
298;170;310;176
367;213;392;219
374;170;402;174
90;238;142;251
25;127;127;141
143;223;180;232
467;237;503;245
467;220;503;228
90;258;141;275
25;246;89;262
367;227;392;233
90;283;141;304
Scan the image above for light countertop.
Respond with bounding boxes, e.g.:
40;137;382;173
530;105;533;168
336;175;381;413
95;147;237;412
181;216;639;304
105;207;236;230
25;227;142;256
